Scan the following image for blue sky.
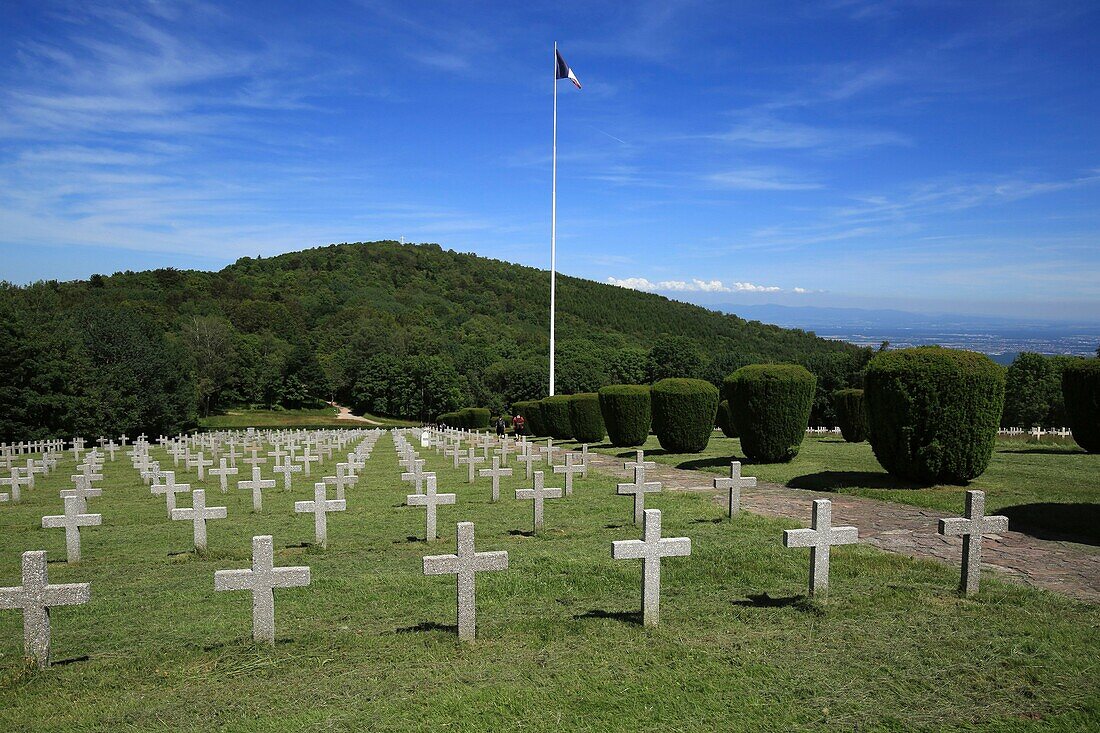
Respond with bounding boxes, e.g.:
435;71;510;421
1;1;1098;319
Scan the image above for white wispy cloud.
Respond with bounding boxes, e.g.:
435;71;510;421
705;167;822;191
607;277;784;293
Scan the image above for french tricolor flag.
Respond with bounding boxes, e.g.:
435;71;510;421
555;49;581;89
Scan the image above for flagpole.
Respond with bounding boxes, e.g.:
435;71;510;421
549;41;558;397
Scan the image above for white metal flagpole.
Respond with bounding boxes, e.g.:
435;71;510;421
549;41;558;397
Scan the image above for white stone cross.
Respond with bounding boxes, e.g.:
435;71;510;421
214;535;311;645
238;466;276;512
0;551;91;668
151;471;191;517
209;458;239;493
782;499;858;600
624;449;656;473
553;452;585;495
458;448;486;483
539;438;559;466
171;489;227;552
617;465;662;525
478;456;512;502
295;482;346;549
323;463;355;500
41;496;102;563
515;445;543;480
1;471;29;503
273;458;302;491
515;471;563;532
296;449;320;476
714;461;756;517
423;522;508;642
191;451;213;481
407;474;455;542
611;509;691;627
401;459;428;494
938;490;1008;596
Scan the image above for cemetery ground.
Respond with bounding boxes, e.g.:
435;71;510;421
576;434;1100;545
1;435;1098;731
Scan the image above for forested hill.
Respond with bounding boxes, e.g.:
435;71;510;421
1;241;869;439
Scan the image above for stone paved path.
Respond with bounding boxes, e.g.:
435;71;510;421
584;452;1100;603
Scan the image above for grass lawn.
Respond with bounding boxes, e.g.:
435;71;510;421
571;434;1100;543
199;407;415;430
0;432;1097;731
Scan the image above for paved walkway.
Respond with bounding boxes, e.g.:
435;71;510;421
584;452;1100;603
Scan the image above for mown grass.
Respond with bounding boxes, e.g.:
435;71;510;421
0;433;1097;731
570;434;1100;543
199;407;415;430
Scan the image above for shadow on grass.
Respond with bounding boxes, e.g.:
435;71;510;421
997;447;1085;456
52;655;90;666
998;503;1100;545
787;471;929;492
394;621;458;635
508;529;536;538
692;517;727;524
731;593;803;608
732;594;825;616
573;609;643;626
678;456;739;471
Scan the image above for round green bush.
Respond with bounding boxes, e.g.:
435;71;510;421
1062;359;1100;453
716;400;737;438
725;364;815;463
512;400;543;436
568;393;606;443
832;389;867;443
437;411;462;427
540;395;575;439
651;378;719;453
457;405;488;429
598;385;652;447
864;347;1004;483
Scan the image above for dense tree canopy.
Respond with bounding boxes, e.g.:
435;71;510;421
2;241;876;439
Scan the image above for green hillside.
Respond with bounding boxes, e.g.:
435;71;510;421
0;241;867;439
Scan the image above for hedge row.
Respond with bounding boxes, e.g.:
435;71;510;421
568;393;606;443
512;400;544;436
832;388;867;443
651;378;719;453
436;407;491;429
725;364;815;463
1061;359;1100;453
598;385;651;447
865;347;1003;483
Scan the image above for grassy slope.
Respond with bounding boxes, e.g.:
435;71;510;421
573;434;1100;541
198;408;416;430
0;433;1097;731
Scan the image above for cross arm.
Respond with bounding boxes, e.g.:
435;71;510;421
611;539;647;560
782;528;819;548
473;551;509;572
423;554;460;575
659;537;692;557
214;569;255;592
272;567;311;588
43;583;92;606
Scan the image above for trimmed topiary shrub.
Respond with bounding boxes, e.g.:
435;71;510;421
460;407;490;430
725;364;815;463
1062;359;1100;453
864;347;1005;483
512;400;543;436
569;393;605;443
540;395;575;440
716;400;737;438
651;378;719;453
437;411;462;427
832;389;868;443
599;385;652;447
